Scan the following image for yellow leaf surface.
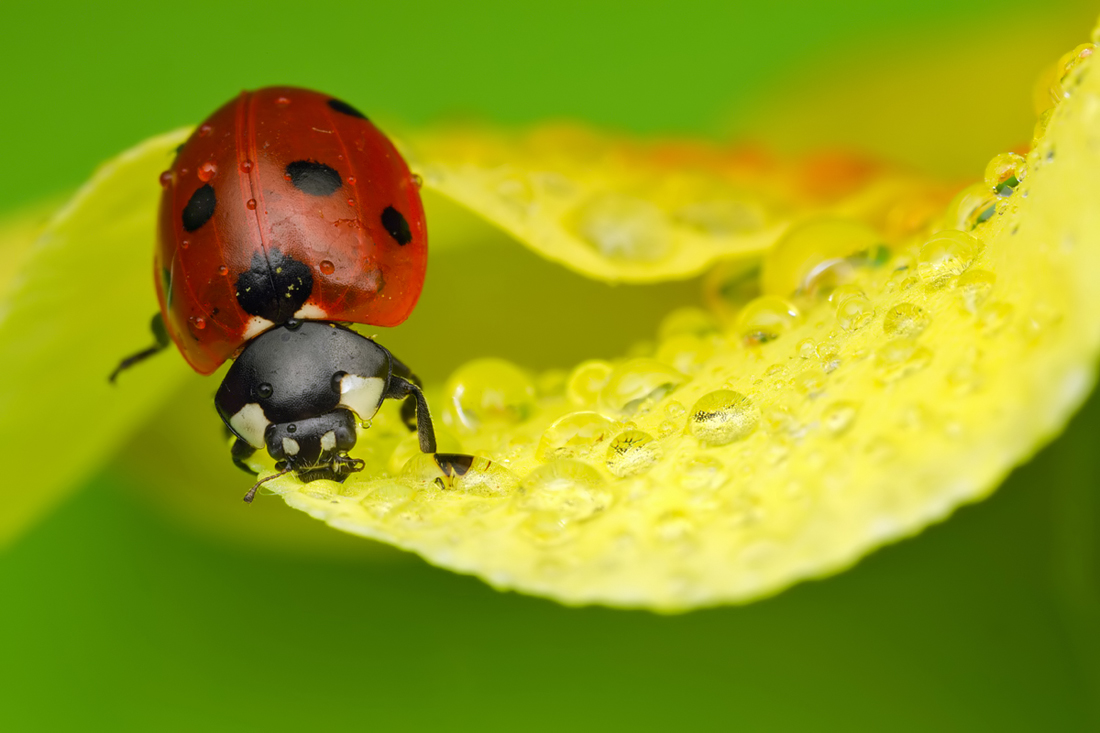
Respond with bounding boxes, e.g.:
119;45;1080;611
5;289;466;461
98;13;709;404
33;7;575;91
258;45;1100;610
404;124;952;282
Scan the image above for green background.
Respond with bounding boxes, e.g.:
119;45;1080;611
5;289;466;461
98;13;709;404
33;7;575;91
3;1;1100;730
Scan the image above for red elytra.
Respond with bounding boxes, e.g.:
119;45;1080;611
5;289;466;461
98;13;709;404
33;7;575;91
156;86;427;375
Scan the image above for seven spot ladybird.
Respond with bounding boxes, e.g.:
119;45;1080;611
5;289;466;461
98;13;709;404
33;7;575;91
112;86;437;501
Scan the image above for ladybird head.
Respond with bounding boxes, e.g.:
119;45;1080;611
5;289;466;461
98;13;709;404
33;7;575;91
263;409;363;480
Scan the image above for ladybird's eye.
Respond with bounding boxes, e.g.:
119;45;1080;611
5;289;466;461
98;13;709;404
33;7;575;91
256;383;273;399
331;371;347;393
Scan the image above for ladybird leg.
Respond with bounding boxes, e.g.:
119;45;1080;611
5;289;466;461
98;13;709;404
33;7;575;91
386;375;437;453
231;438;259;475
389;355;424;432
109;313;170;383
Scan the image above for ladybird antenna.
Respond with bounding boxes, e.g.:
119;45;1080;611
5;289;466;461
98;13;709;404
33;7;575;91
242;467;293;504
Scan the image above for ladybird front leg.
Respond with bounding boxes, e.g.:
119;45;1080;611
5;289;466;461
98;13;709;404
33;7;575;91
386;375;437;453
389;355;425;432
109;313;170;383
230;437;259;475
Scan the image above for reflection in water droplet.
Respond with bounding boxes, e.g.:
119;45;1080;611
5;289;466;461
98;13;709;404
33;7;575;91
246;199;257;210
984;152;1027;197
735;296;800;345
761;217;881;296
572;193;672;262
537;412;615;462
400;452;518;497
822;401;859;435
189;316;206;330
444;358;536;431
689;390;758;445
217;265;228;276
605;430;660;478
197;161;217;182
882;302;929;337
599;359;687;416
319;260;336;275
918;230;979;283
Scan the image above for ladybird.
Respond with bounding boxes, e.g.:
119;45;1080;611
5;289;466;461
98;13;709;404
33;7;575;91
112;87;436;501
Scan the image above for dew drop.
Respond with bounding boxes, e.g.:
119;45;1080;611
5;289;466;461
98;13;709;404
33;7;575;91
180;239;190;250
822;401;859;435
875;338;932;383
956;269;996;314
197;161;217;182
400;452;518;497
276;96;291;106
734;296;800;345
347;198;356;207
189;315;206;330
536;412;615;462
319;260;336;275
835;294;874;331
917;230;980;283
198;124;213;137
654;510;696;546
444;358;536;431
566;360;613;406
158;170;172;188
677;455;727;491
246;199;257;210
605;429;660;478
658;307;719;340
943;183;998;231
703;259;760;321
239;160;253;173
984;152;1027;197
572;193;672;262
217;265;228;276
797;338;817;359
882;302;929;337
760;217;881;297
655;333;713;375
412;173;424;188
598;359;687;416
688;390;758;445
515;459;611;522
347;176;357;185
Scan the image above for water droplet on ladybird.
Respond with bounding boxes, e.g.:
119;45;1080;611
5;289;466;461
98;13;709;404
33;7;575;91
189;315;206;330
217;265;228;276
180;168;190;177
198;124;213;137
347;176;357;185
246;199;257;210
158;170;172;188
256;383;273;399
412;173;424;188
197;161;217;182
239;160;253;173
319;260;336;275
276;96;291;106
688;390;758;445
347;198;356;207
180;239;190;250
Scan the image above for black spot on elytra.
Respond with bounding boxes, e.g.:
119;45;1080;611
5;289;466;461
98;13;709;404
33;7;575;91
327;98;368;120
286;161;342;197
381;206;411;245
234;249;314;322
434;453;476;477
182;184;216;231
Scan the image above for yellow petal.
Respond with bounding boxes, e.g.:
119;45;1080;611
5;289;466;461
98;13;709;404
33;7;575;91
0;129;193;548
265;43;1100;611
402;124;950;282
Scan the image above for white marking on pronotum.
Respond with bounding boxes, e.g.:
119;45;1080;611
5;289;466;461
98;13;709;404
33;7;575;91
338;374;386;421
282;438;300;456
294;303;327;320
242;315;276;341
320;431;337;452
229;403;271;448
